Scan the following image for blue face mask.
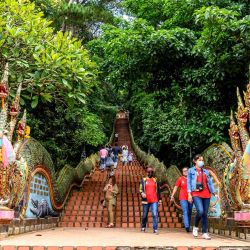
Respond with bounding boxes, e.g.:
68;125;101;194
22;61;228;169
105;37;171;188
197;160;204;167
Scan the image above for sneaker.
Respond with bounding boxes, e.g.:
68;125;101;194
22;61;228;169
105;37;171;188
153;230;158;235
185;227;190;233
192;226;198;237
202;233;211;240
141;228;145;233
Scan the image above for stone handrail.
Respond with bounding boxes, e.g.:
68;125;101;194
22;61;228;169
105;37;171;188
17;138;99;211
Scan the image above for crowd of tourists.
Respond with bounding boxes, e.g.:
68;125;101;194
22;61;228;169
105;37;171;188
99;143;134;228
99;142;217;240
99;144;133;172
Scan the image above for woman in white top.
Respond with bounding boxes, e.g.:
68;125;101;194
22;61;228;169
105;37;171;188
122;146;128;166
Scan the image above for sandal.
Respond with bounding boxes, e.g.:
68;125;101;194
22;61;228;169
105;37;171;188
106;224;114;228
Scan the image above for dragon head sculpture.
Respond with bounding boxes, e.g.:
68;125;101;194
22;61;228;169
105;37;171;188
229;110;240;149
229;122;240;140
236;88;248;125
244;81;250;109
0;63;28;209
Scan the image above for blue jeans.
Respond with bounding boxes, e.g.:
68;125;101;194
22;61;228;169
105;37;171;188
192;197;210;233
141;202;158;231
100;157;106;170
113;154;118;163
180;200;193;230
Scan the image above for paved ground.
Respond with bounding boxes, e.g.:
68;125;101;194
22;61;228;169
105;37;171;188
0;228;249;247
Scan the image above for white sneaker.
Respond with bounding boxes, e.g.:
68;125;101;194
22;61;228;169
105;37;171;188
192;226;198;237
202;233;211;240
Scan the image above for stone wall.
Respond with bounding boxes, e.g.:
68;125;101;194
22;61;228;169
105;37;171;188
0;217;59;239
208;217;249;241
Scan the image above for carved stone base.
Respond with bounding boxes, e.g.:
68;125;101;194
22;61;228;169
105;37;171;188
0;217;59;238
235;211;250;221
207;216;250;241
234;211;250;231
0;206;14;225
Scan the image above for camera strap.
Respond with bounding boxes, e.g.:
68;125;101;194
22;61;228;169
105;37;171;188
201;168;204;186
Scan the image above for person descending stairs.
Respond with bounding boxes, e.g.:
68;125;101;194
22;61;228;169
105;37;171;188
59;117;182;229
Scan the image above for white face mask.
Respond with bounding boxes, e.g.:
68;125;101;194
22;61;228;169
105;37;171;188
197;160;204;167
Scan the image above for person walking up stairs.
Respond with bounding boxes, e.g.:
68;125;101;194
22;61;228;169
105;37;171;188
59;117;182;229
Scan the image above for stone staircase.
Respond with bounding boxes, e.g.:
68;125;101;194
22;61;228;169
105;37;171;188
59;118;182;229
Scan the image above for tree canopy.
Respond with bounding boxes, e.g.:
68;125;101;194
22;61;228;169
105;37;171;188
1;0;249;168
89;0;250;166
32;0;120;41
0;0;116;169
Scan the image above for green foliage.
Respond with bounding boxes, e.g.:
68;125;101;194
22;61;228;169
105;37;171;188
129;124;170;184
122;0;166;27
1;0;249;169
28;102;107;170
0;0;115;169
0;0;97;108
33;0;118;41
194;6;250;67
89;19;196;93
74;110;107;146
89;0;249;166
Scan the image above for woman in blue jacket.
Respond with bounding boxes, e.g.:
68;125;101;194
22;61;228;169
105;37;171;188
187;154;219;240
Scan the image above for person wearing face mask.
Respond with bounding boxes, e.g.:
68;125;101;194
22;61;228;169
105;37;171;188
187;154;218;240
170;166;193;232
139;167;162;234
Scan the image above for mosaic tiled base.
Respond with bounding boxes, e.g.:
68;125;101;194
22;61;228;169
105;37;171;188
26;173;54;218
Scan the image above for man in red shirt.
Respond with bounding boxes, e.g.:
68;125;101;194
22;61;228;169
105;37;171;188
139;167;162;234
170;167;193;232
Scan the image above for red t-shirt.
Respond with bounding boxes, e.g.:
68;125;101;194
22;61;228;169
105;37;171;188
175;176;188;200
145;178;158;203
191;168;211;198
